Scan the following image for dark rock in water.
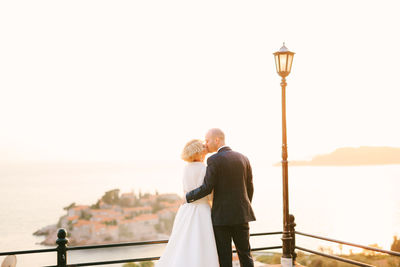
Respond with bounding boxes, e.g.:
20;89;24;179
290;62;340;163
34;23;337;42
33;224;57;236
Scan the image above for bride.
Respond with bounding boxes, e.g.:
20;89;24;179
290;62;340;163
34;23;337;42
155;139;219;267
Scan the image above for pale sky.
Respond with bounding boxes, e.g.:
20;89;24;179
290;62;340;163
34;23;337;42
1;0;399;163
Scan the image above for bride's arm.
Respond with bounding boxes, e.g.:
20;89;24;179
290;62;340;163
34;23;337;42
186;158;217;203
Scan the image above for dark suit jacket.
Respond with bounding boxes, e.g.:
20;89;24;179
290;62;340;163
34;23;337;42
186;146;256;226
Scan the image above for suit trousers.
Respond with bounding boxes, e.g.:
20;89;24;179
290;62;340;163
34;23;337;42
213;223;254;267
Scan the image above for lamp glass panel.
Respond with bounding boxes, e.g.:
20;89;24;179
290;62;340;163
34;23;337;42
274;54;280;73
279;54;288;73
287;54;293;73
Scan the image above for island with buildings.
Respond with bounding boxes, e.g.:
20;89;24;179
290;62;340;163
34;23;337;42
275;146;400;166
34;189;182;246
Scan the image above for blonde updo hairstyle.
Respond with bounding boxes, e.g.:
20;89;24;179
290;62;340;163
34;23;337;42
181;139;205;162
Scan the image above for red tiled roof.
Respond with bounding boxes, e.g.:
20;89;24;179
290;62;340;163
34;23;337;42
72;205;89;211
133;214;158;222
94;216;115;222
123;206;151;212
91;209;120;215
74;220;91;227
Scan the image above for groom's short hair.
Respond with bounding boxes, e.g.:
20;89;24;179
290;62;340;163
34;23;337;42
209;128;225;141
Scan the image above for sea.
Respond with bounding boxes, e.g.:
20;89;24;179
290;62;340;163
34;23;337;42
0;161;399;266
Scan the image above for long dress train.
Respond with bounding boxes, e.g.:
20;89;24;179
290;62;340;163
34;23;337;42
155;162;219;267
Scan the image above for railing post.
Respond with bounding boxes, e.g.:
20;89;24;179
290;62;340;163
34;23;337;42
56;229;68;267
289;214;297;266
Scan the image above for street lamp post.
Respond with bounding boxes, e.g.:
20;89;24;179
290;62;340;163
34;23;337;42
274;43;295;267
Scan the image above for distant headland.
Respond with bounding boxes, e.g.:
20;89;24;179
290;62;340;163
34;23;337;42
274;146;400;166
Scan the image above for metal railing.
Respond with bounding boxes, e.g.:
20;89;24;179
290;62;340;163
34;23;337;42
2;216;400;266
288;215;400;267
0;229;283;267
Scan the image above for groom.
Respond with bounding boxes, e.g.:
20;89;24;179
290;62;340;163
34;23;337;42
186;128;256;267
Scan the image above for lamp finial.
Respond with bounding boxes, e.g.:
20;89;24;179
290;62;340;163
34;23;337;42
279;43;289;52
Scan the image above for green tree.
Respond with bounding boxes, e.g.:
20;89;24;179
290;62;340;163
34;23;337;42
63;202;76;210
56;215;67;228
101;189;120;205
103;220;117;226
309;259;323;267
123;262;154;267
151;199;162;213
67;220;74;231
391;235;400;252
79;210;92;220
120;197;132;207
90;200;100;209
154;223;162;233
139;262;154;267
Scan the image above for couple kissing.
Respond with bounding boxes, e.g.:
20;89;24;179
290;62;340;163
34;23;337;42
156;128;256;267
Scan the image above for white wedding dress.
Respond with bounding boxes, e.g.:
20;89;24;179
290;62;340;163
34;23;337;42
156;162;219;267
